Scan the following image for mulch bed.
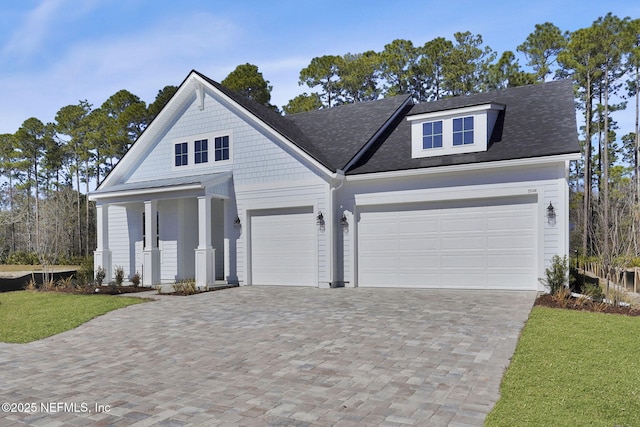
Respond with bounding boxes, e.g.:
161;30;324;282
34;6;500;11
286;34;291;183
535;293;640;316
90;285;154;295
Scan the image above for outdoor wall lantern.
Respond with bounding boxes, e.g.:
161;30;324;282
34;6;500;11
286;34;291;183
546;202;556;225
340;213;348;228
316;212;324;226
234;216;242;228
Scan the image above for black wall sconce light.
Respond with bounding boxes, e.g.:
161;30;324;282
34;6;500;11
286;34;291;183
546;202;556;225
234;216;242;228
340;213;348;227
316;212;324;226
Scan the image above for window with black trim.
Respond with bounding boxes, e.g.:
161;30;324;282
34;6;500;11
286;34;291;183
175;142;188;166
195;139;208;164
215;136;230;161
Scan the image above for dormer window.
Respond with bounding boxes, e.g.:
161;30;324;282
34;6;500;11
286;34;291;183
423;121;443;149
453;117;474;146
408;103;504;159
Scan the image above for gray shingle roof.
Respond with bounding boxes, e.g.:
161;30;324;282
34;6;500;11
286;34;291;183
200;71;579;175
346;79;580;174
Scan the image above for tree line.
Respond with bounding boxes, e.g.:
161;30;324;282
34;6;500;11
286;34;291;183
0;12;638;267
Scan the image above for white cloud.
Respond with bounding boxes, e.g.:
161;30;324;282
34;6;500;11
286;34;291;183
2;0;101;59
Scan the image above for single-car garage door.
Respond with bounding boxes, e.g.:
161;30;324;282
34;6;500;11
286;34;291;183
357;196;537;290
250;206;315;286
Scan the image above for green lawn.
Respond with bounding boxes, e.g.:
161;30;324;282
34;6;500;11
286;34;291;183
0;291;148;343
485;306;640;427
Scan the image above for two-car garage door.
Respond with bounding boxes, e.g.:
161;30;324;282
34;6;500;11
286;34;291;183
357;196;537;290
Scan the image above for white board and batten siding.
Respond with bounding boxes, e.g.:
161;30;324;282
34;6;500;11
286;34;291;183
357;196;537;290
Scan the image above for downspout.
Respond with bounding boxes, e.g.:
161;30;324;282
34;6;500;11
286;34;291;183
329;169;346;288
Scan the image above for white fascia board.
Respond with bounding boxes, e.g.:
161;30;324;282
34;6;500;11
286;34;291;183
201;76;334;179
355;183;538;206
406;103;505;122
90;171;233;201
89;184;203;201
347;153;581;182
98;75;197;189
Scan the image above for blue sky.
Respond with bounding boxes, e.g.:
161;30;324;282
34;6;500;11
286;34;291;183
1;0;639;135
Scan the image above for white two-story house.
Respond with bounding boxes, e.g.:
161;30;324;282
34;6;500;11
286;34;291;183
90;70;580;292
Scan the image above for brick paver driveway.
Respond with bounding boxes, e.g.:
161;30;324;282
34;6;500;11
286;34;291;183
0;286;535;426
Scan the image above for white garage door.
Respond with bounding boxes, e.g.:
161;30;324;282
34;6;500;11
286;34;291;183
357;196;537;290
250;206;315;286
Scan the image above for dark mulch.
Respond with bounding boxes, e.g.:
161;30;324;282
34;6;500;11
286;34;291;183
90;285;154;295
535;293;640;316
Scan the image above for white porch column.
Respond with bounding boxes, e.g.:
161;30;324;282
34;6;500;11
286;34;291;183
94;203;112;282
142;200;160;286
195;195;215;289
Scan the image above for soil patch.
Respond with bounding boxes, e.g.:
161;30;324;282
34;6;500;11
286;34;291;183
534;293;640;316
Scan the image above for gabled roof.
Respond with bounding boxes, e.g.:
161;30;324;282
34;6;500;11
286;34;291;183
205;74;578;175
96;71;579;195
195;70;412;172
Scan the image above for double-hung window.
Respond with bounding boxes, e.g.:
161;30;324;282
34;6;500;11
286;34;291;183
215;136;230;161
422;121;443;149
175;142;188;166
194;139;208;164
453;116;474;146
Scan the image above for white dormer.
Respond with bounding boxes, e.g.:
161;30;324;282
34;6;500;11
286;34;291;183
408;103;505;159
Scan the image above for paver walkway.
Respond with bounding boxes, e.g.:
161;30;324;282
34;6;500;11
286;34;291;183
0;286;535;426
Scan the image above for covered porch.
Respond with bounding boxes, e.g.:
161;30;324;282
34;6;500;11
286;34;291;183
89;172;238;289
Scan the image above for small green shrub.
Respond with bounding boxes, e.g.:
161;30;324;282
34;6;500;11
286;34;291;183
540;255;570;295
114;266;124;286
582;282;604;302
95;266;106;286
75;256;94;286
131;271;141;287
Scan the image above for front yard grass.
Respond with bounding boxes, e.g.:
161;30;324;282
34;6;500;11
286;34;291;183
485;306;640;426
0;291;148;343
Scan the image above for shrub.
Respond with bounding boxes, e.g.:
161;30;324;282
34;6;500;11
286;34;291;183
76;256;94;286
173;279;197;295
95;266;106;286
6;251;39;265
540;255;570;295
114;266;124;286
582;282;604;302
131;271;141;287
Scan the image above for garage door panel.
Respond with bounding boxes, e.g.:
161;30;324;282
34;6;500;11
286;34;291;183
442;236;485;250
399;237;440;251
441;253;485;268
441;216;484;232
487;235;533;248
251;208;315;286
487;251;535;267
358;196;537;290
